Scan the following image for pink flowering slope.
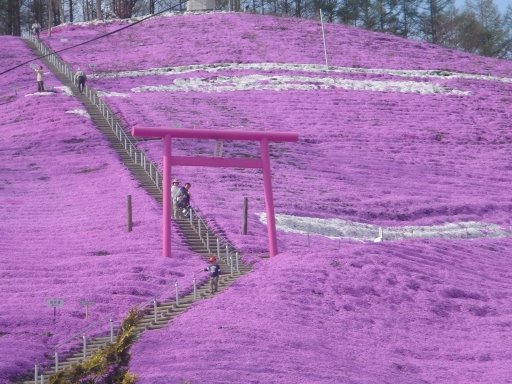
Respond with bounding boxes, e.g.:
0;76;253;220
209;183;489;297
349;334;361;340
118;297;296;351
0;36;207;383
130;240;512;384
11;12;512;383
43;12;512;248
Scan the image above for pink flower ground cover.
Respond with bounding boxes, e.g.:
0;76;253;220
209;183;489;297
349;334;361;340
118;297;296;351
44;13;512;239
0;36;206;383
7;12;512;383
130;239;512;384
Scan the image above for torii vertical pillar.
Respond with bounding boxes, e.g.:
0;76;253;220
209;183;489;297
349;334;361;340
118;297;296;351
162;135;172;257
132;127;299;258
260;138;278;256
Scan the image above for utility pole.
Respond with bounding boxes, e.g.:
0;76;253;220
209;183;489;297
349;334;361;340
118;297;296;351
48;0;52;37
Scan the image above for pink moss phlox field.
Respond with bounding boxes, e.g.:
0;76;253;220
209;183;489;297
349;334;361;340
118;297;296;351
130;240;512;384
43;13;512;234
0;36;206;383
3;12;512;383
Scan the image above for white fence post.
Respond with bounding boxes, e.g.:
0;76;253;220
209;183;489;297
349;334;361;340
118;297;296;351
54;351;59;372
82;335;87;359
153;299;157;323
34;364;38;384
175;281;179;306
109;318;114;343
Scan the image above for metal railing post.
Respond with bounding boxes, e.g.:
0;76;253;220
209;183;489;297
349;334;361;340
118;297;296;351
34;364;38;384
82;335;87;359
235;252;240;273
54;351;59;372
175;281;179;306
216;238;220;258
110;318;114;343
206;231;210;252
153;299;157;323
230;254;234;277
193;276;197;300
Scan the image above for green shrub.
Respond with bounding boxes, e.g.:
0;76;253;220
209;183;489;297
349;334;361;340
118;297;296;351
48;307;143;384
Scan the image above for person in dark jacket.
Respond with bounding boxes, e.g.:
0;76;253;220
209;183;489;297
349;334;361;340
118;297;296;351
175;182;191;217
204;256;221;293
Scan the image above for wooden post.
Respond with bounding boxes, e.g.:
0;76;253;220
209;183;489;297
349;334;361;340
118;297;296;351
242;197;248;235
127;195;132;232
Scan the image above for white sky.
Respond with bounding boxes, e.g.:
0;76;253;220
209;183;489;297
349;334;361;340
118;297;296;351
455;0;510;14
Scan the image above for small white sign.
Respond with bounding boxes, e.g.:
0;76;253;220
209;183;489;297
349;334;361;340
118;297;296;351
47;299;64;307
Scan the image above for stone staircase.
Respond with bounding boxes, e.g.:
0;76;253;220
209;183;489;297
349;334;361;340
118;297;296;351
18;37;254;384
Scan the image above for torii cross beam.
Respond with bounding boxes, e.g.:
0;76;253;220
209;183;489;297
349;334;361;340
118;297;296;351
132;127;299;258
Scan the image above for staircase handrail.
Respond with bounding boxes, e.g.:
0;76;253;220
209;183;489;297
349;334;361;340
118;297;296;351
22;32;163;192
18;31;249;382
22;33;242;253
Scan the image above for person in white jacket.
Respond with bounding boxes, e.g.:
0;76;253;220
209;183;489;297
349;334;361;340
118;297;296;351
34;65;44;92
74;68;87;94
171;179;180;218
31;22;41;38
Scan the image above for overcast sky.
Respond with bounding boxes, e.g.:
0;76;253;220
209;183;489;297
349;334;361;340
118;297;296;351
455;0;510;14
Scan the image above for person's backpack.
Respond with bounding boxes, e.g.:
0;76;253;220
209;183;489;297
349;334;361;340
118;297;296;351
175;187;188;207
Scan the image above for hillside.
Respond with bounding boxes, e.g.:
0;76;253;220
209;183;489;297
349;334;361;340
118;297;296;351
2;11;512;383
44;12;512;247
0;36;207;383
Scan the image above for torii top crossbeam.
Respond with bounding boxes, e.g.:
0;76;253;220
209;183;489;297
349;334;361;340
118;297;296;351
133;127;298;142
132;127;299;258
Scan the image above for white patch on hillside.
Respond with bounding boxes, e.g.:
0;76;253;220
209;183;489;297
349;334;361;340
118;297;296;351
131;74;467;95
25;92;54;97
54;86;74;96
66;109;90;118
258;213;509;241
96;91;130;98
92;62;512;84
56;9;206;28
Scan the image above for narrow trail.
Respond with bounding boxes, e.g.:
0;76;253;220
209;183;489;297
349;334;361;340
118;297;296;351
18;36;253;384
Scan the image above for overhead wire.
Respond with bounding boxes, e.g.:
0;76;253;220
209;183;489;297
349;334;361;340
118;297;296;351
0;0;189;77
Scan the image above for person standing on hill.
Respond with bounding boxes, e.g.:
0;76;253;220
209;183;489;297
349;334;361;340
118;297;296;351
31;22;41;39
171;179;180;218
34;65;44;92
204;256;221;294
74;68;87;94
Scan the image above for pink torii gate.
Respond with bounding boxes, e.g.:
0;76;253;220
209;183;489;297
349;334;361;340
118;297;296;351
132;127;299;258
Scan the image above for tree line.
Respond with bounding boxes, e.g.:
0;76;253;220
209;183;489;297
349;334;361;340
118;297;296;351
1;0;511;59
